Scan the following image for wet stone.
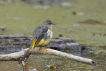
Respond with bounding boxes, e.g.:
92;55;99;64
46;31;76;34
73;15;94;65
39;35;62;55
0;34;88;55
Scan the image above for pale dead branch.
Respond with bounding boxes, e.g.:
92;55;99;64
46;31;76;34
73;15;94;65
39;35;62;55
0;47;96;66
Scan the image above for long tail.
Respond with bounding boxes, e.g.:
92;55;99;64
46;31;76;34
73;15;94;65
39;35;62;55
18;49;29;64
18;34;44;64
18;38;36;64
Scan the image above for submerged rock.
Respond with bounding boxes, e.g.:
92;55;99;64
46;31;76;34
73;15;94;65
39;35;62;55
0;34;88;55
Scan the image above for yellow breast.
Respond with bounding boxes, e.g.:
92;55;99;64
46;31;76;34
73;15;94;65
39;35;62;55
38;39;45;45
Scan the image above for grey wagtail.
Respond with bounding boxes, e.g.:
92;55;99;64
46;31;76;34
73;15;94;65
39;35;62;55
19;19;55;64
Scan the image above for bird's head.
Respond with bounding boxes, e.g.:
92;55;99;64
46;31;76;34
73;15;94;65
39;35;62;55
42;19;55;29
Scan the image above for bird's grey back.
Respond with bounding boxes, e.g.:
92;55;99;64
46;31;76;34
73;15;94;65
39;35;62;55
32;25;48;38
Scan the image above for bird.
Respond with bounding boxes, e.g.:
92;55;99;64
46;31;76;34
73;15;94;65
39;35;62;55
18;19;55;64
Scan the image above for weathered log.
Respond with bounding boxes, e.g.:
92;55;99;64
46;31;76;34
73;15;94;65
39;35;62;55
0;47;96;66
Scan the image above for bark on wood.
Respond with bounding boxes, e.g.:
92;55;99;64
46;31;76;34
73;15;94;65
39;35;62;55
0;47;96;66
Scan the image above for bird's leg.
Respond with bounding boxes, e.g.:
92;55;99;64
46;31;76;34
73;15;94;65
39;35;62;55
38;45;47;51
38;45;48;54
39;45;43;51
38;45;44;51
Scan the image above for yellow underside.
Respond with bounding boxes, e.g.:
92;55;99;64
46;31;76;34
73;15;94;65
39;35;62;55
29;38;44;50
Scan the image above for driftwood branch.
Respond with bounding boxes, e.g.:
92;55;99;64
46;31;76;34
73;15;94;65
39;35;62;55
0;47;96;66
